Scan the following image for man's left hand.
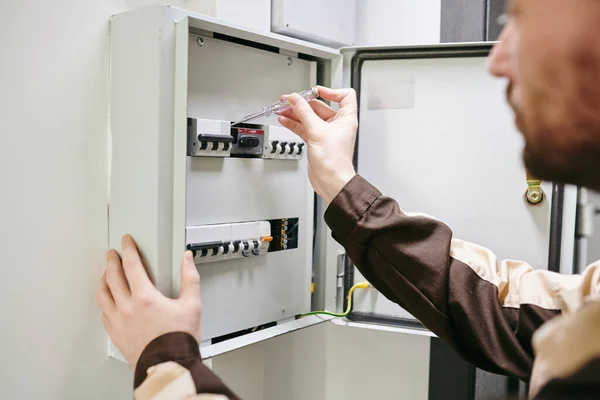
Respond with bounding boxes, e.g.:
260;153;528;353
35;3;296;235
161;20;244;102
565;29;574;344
96;234;202;368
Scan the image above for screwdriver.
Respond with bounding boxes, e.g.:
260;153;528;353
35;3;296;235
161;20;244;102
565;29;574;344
231;87;319;126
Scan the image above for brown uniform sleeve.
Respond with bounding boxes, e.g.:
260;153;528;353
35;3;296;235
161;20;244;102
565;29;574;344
324;175;566;381
134;332;241;400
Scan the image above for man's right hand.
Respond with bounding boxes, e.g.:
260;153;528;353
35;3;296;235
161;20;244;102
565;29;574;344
277;86;358;204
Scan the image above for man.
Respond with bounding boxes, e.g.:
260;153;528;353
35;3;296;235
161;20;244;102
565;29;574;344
97;1;600;398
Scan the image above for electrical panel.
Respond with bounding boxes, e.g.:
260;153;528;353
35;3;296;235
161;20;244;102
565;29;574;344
108;4;340;359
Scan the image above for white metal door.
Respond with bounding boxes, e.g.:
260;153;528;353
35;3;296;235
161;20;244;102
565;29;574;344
337;44;576;328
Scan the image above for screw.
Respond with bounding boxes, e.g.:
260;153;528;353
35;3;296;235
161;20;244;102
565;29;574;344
287;57;293;66
197;37;204;46
525;188;543;205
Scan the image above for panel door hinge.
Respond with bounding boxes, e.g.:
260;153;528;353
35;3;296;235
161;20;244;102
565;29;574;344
576;188;598;238
335;252;347;313
336;252;346;288
576;203;596;238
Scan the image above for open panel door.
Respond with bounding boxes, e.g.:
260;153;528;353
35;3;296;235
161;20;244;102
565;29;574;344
338;43;576;330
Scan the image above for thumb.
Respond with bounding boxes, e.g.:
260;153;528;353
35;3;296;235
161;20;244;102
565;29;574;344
179;251;200;301
288;93;322;130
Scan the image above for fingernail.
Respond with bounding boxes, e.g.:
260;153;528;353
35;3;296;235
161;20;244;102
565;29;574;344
185;251;194;263
288;93;298;105
122;233;132;245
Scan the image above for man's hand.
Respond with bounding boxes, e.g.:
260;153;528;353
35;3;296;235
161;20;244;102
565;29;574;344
277;86;358;204
97;234;202;368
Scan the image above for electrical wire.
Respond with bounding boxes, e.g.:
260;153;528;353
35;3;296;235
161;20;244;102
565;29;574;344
299;281;369;318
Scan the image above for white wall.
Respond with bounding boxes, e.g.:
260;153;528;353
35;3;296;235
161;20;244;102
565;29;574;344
355;0;441;46
0;0;188;398
186;0;271;32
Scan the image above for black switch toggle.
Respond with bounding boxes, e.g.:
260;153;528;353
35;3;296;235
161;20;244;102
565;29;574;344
222;242;231;254
223;142;230;151
288;143;296;154
200;141;208;150
211;142;219;150
271;140;279;153
297;143;305;154
239;135;260;148
233;241;241;252
280;142;288;154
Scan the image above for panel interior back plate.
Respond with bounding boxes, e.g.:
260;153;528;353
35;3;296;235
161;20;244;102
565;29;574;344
351;54;553;322
186;34;316;340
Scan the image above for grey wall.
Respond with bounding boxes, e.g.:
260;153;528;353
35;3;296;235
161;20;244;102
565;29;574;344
441;0;507;42
441;0;486;42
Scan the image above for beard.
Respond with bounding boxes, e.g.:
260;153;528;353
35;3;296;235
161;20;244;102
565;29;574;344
507;83;600;190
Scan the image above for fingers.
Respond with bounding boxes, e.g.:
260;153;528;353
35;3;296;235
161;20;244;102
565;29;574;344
310;99;336;121
316;86;357;111
97;270;116;316
179;251;201;302
278;115;307;142
287;93;323;131
120;234;154;295
105;249;131;307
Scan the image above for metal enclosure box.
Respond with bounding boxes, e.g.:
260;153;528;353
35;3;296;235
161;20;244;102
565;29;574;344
108;4;343;358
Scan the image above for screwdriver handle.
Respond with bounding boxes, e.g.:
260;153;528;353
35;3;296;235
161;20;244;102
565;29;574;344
266;87;319;116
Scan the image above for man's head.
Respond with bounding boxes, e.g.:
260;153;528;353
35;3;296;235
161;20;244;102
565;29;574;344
488;0;600;190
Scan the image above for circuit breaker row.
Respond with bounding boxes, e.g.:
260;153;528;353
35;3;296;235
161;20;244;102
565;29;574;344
266;140;304;156
186;219;299;265
187;118;303;160
187;239;269;263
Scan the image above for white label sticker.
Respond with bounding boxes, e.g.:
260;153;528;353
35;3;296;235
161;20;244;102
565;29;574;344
367;79;415;110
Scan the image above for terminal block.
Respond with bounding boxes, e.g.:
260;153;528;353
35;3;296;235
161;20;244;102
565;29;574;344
267;217;299;252
187;118;233;157
186;220;272;264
